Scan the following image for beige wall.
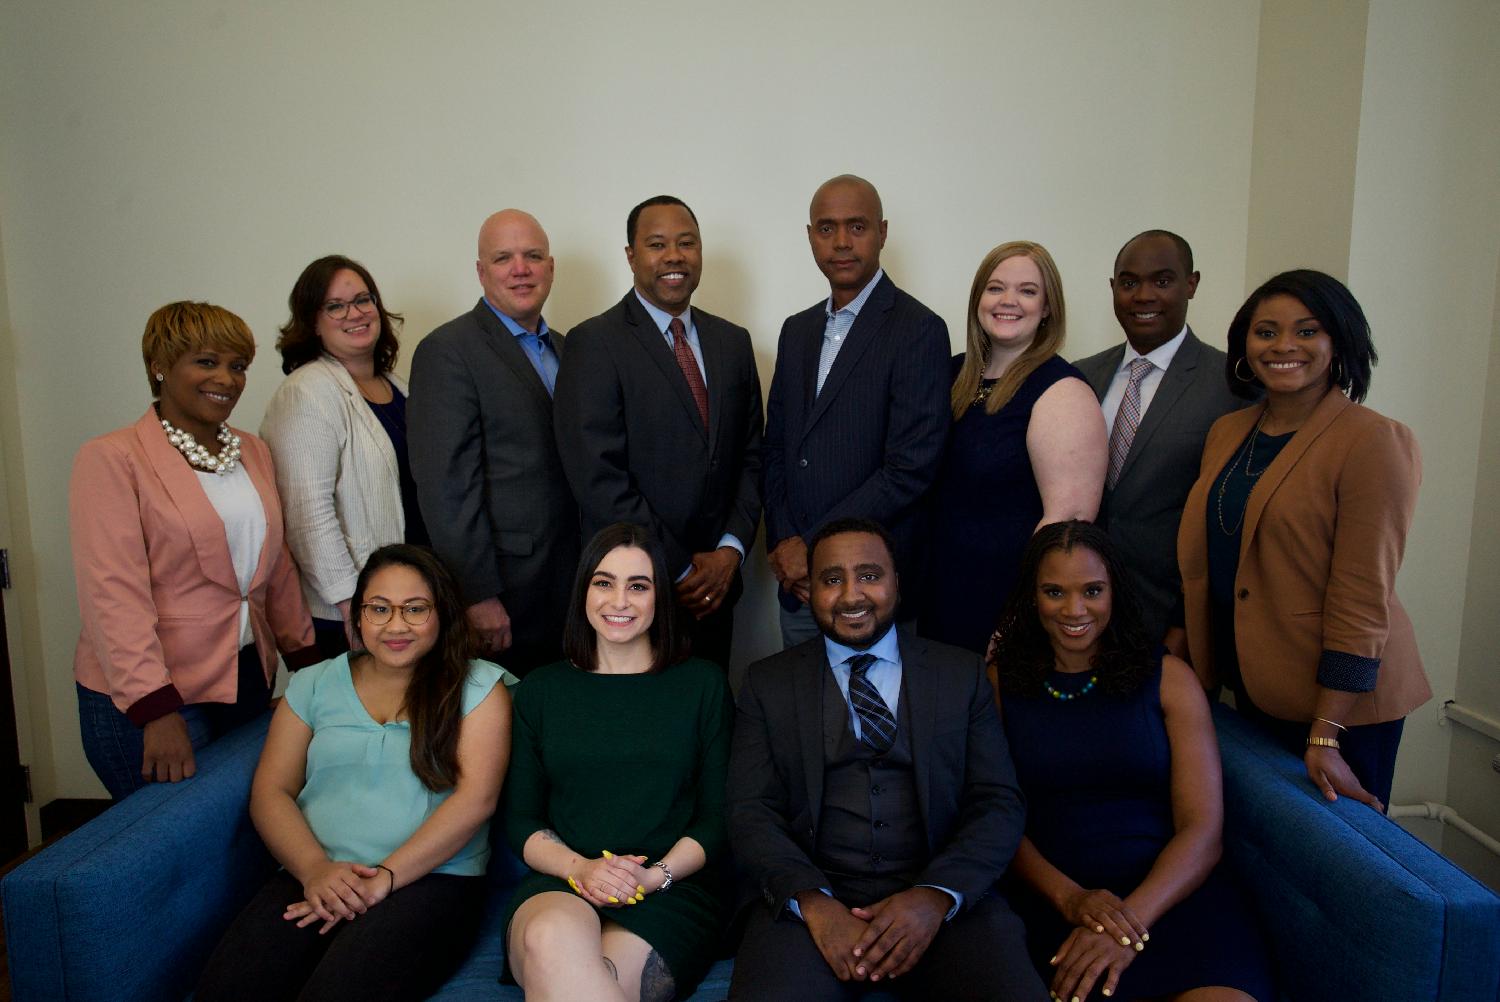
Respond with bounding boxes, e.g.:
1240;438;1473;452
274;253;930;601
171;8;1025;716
0;0;1262;803
3;0;1497;888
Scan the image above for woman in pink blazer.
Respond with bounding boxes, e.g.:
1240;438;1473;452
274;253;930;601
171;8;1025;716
70;302;319;799
1178;270;1428;812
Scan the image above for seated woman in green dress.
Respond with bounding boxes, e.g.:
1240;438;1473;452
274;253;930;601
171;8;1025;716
503;522;734;1002
196;544;514;1002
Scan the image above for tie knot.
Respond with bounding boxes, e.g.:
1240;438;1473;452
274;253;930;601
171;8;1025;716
1128;357;1154;381
846;653;877;676
668;317;686;340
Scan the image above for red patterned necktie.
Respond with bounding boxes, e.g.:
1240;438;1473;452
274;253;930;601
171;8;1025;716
669;317;710;429
1107;358;1153;488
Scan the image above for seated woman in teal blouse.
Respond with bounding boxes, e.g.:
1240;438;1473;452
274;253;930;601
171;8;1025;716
503;523;734;1002
197;544;514;1002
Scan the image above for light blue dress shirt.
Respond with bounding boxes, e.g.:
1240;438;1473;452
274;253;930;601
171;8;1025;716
786;626;961;920
816;268;885;395
484;298;557;394
630;289;744;571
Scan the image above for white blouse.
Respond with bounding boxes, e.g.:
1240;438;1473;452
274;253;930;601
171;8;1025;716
196;464;266;646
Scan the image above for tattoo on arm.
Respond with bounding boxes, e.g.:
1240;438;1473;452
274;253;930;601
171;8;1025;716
537;829;564;844
639;950;676;1002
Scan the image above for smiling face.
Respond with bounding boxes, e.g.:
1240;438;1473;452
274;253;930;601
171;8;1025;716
476;210;555;330
1245;294;1335;408
1035;546;1112;665
626;203;701;314
585;545;657;649
315;268;379;364
810;531;898;649
807;179;887;308
977;253;1049;354
1111;234;1199;354
358;563;439;672
155;347;248;440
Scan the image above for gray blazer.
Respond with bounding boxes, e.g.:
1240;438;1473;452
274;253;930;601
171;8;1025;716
1073;328;1246;643
407;300;579;667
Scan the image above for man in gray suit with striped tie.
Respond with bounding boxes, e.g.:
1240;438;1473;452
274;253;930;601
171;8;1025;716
1073;230;1246;647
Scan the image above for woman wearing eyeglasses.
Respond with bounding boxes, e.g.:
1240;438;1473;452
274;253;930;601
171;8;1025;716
196;544;515;1002
261;255;428;660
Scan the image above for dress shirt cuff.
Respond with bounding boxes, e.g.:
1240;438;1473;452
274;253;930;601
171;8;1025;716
126;684;185;727
785;887;834;922
1317;649;1380;692
917;884;963;921
717;534;746;564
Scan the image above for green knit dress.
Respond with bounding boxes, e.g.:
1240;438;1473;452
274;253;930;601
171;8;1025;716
501;657;732;993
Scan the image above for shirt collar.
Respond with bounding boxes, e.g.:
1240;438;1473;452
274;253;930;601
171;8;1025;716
483;297;549;338
824;622;902;671
633;288;692;336
1121;324;1188;372
824;268;885;320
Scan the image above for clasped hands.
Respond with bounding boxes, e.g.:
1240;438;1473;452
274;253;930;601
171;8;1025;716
799;886;949;983
1048;888;1149;1001
283;859;394;935
767;536;810;604
566;850;664;907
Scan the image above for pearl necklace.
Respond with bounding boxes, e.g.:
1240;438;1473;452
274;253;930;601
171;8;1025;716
160;417;241;474
1043;674;1098;701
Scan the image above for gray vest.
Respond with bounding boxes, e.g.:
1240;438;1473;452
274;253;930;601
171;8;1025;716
814;668;926;906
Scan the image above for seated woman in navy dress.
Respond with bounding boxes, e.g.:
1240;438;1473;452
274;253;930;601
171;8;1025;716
988;521;1271;1002
196;544;513;1002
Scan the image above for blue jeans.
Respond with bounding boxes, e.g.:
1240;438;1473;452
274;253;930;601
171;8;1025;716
76;643;271;800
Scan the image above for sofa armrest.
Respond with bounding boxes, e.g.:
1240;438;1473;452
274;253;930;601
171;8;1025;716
2;714;276;1002
1214;704;1500;1002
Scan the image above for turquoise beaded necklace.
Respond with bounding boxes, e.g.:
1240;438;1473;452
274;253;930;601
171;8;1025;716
1043;674;1098;701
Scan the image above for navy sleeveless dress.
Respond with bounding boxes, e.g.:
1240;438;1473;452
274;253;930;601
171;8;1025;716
1001;658;1273;1000
919;354;1081;653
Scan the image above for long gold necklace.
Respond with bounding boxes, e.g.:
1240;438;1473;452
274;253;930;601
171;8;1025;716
1215;413;1272;536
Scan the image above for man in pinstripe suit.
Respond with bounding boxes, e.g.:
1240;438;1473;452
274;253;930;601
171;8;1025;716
762;176;952;646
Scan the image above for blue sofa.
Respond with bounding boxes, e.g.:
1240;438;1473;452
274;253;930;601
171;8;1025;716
4;705;1497;1001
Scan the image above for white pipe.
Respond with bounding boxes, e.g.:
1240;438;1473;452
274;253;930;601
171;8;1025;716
1390;800;1500;859
1443;701;1500;743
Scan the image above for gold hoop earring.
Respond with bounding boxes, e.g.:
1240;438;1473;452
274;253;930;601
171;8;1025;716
1234;358;1257;383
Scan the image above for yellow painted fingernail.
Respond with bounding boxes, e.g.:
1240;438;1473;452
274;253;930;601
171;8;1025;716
1094;925;1104;933
567;877;578;889
602;850;614;859
1103;992;1113;998
1142;932;1150;942
637;884;646;894
608;895;620;903
1120;936;1130;945
1134;941;1144;952
626;897;636;905
1048;956;1057;965
634;893;644;902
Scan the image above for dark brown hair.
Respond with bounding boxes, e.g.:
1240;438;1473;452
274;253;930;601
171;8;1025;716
276;255;403;375
988;520;1152;698
562;523;686;672
350;544;476;791
1225;269;1377;403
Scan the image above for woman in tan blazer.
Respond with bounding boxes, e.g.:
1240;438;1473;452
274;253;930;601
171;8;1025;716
260;256;424;659
71;302;319;799
1179;270;1428;811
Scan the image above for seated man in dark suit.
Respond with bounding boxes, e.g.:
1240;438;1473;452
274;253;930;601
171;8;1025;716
554;195;763;669
1073;230;1246;647
762;175;951;647
727;518;1046;1001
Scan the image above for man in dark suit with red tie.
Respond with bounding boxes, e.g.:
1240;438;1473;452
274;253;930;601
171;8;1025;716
554;196;763;668
762;175;952;647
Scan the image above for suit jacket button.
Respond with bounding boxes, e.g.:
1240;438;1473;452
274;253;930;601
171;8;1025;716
1237;588;1250;600
807;827;815;839
799;458;808;468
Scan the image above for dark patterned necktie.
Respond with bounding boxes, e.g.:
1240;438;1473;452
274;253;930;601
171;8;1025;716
846;653;896;753
669;317;710;429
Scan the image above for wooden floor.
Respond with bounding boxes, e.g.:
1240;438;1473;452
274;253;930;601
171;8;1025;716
0;800;114;1001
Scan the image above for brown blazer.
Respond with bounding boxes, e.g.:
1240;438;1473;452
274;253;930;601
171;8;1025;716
1178;390;1429;725
71;409;317;723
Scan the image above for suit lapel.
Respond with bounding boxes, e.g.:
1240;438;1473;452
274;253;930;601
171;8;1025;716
240;440;282;591
805;276;893;437
134;410;240;594
795;644;826;821
897;630;937;841
1242;390;1349;548
1083;344;1125;399
623;294;711;446
699;313;728;453
1115;330;1201;484
470;301;553;409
